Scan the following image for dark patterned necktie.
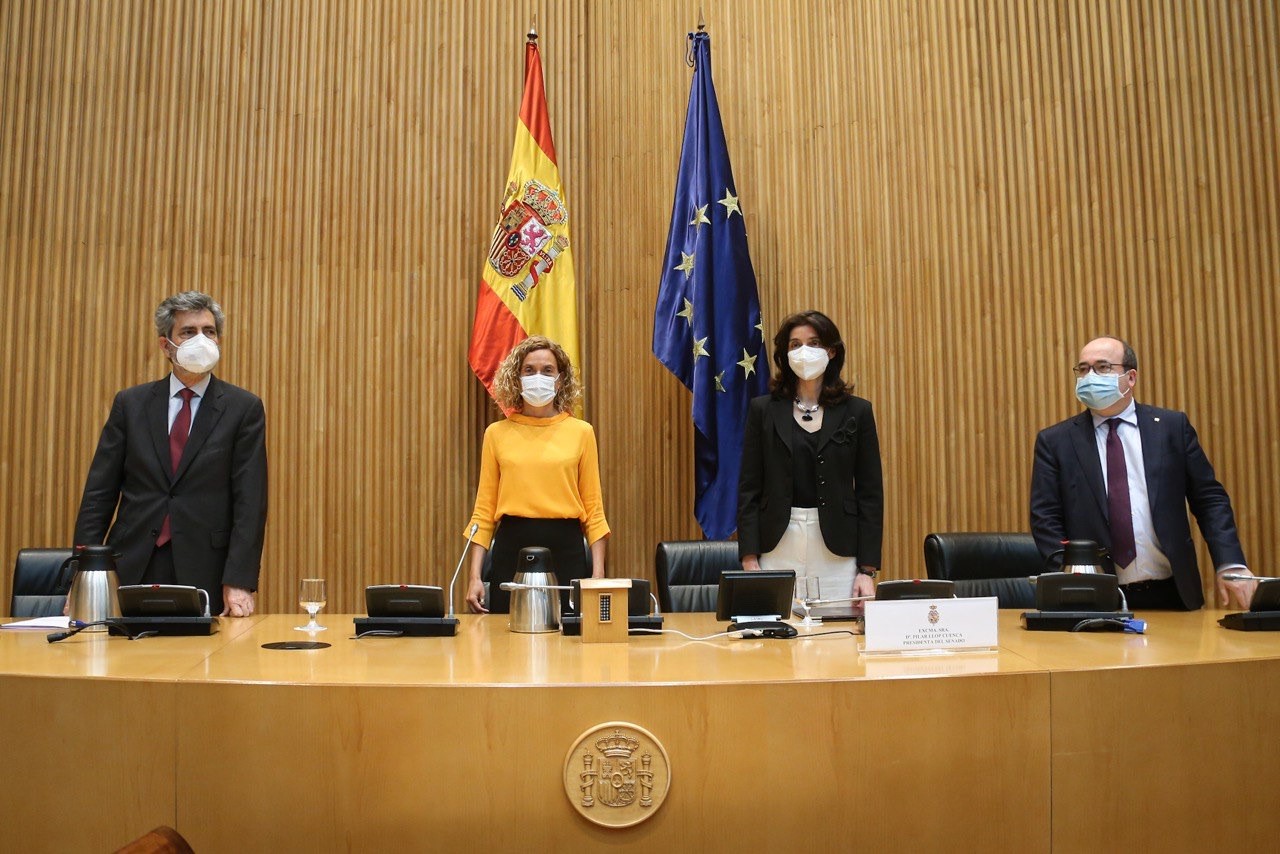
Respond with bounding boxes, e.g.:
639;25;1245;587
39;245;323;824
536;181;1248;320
156;388;196;547
1106;418;1137;569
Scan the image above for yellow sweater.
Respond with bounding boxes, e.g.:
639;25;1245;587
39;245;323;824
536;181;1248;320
465;411;610;550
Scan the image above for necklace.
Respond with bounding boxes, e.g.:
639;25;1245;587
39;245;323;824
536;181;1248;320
794;398;820;422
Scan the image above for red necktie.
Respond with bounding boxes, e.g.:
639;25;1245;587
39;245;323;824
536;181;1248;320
1106;418;1137;570
156;388;196;547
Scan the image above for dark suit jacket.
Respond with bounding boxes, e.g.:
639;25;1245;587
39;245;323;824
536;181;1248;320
737;394;884;565
1029;403;1245;610
74;375;268;606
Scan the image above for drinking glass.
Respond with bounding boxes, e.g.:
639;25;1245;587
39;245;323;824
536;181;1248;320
296;578;328;632
795;575;821;626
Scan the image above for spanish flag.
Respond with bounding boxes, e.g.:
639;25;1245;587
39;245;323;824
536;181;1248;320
469;32;579;403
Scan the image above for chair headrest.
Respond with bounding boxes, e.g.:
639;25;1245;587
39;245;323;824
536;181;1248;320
655;540;738;586
923;533;1041;581
12;548;75;595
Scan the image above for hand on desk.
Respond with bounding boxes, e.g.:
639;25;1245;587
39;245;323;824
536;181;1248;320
221;586;255;617
1216;568;1255;610
853;570;876;603
466;579;489;614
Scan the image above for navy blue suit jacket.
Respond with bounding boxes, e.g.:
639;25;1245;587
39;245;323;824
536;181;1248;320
1029;402;1244;609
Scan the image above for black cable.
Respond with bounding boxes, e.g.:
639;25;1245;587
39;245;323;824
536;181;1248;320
1070;618;1127;632
46;620;156;643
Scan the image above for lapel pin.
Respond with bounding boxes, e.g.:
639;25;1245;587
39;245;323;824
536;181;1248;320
1154;417;1160;422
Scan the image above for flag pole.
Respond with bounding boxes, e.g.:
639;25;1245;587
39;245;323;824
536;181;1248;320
655;17;770;538
687;10;706;67
471;10;582;414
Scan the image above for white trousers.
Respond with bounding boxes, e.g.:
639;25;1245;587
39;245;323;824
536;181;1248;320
759;507;857;600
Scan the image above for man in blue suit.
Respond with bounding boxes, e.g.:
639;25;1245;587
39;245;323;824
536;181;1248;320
1030;336;1254;610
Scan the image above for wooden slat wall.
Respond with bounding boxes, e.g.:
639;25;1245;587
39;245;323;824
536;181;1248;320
2;0;1275;614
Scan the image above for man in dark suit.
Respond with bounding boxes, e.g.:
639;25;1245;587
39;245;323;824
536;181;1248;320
1030;336;1253;610
74;292;267;617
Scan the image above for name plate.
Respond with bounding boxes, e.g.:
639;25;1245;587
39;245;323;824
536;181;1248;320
863;597;998;654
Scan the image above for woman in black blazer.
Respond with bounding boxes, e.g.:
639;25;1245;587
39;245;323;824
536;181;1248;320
737;311;884;605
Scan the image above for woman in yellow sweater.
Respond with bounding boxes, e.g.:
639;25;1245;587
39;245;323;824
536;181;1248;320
464;336;610;614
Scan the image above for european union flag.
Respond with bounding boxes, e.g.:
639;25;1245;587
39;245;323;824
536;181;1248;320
653;30;770;540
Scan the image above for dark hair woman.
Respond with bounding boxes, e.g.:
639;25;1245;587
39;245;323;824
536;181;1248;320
737;311;884;611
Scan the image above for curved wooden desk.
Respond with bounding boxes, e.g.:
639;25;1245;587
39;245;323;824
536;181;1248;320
1;611;1276;852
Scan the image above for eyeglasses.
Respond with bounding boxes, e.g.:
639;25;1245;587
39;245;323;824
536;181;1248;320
1072;362;1134;377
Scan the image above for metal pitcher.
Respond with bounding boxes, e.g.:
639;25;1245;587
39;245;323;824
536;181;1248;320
1045;539;1108;575
501;547;564;633
56;545;122;630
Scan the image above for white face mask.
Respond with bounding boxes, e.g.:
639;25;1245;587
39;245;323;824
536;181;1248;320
787;345;830;381
520;374;558;407
168;333;220;375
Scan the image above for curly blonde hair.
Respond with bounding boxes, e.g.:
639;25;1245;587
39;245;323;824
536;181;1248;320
492;336;581;413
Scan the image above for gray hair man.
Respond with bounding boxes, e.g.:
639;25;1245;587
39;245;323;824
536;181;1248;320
74;291;268;616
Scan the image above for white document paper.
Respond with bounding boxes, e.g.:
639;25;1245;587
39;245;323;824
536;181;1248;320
1;616;71;630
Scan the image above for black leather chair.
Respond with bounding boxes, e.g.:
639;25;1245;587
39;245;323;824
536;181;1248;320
10;548;73;617
922;533;1041;609
655;540;739;612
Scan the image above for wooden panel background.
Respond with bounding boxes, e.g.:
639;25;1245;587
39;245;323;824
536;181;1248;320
1;0;1276;614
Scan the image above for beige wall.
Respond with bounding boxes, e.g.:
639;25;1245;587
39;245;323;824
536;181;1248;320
2;0;1276;613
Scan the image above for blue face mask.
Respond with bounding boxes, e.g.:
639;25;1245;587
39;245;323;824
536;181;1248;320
1075;372;1129;411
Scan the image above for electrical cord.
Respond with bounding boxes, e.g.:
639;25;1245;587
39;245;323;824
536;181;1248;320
630;628;742;641
47;620;158;643
1070;617;1146;634
791;629;860;639
630;627;856;642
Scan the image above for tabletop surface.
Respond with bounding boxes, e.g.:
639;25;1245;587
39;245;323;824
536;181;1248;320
2;609;1277;688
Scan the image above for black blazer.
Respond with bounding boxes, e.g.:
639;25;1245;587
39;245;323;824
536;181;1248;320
74;375;269;605
737;394;884;565
1029;403;1245;610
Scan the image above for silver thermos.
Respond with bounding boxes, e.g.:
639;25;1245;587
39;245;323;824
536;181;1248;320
56;545;122;630
502;547;563;633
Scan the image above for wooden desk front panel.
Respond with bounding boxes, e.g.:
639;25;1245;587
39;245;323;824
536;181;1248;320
177;674;1050;852
0;675;178;853
9;612;1277;851
1051;658;1280;853
0;617;257;851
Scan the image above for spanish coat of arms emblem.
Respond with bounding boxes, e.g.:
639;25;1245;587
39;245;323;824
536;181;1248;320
488;178;570;302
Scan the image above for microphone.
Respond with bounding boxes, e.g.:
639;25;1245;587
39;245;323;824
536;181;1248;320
448;524;479;618
799;594;878;606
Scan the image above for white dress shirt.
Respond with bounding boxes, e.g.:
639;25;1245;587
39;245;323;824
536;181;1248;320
167;373;211;434
1091;401;1173;584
